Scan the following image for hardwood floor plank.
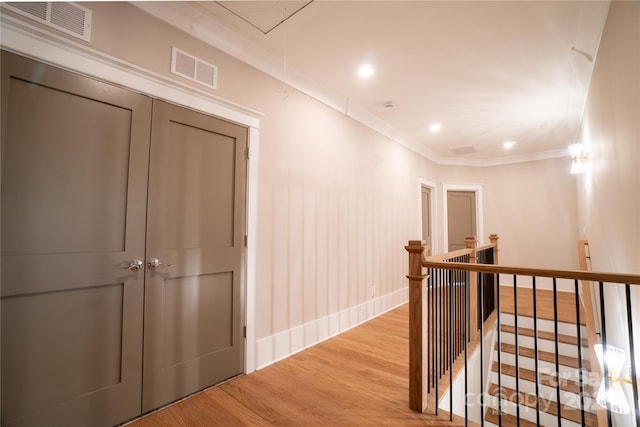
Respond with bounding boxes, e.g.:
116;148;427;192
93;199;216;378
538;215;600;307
126;304;467;427
204;387;273;426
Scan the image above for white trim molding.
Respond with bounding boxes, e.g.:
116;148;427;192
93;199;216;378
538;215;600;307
442;183;485;250
1;13;263;375
0;13;263;127
244;127;261;373
254;287;408;369
417;177;438;254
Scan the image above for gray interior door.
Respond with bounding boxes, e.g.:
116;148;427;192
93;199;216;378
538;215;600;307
142;100;247;411
447;190;477;251
1;51;151;426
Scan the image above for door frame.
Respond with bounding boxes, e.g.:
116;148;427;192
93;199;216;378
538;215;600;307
1;16;262;373
417;177;437;254
442;183;484;251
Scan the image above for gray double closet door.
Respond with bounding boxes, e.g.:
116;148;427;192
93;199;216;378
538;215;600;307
1;51;246;427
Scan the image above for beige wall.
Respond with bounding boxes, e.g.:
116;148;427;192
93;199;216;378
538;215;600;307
436;157;579;269
76;2;441;342
3;2;582;351
577;1;640;276
576;3;639;425
482;157;579;269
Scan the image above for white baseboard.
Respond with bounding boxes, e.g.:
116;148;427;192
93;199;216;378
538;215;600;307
254;287;409;370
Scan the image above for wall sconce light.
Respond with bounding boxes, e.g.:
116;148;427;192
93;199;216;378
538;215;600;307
568;143;589;174
595;344;632;414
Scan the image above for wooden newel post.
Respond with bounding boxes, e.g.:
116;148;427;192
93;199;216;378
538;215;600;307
465;236;478;333
405;240;428;412
489;233;499;264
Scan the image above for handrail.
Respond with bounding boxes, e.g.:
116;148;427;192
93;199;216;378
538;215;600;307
421;261;640;285
577;240;607;427
408;235;640;425
424;248;472;262
475;242;495;253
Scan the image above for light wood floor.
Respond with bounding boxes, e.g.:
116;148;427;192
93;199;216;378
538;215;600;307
126;304;465;426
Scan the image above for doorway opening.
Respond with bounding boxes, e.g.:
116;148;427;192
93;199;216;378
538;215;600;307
420;184;434;256
443;184;483;251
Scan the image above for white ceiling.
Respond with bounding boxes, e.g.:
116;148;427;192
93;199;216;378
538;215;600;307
135;1;610;165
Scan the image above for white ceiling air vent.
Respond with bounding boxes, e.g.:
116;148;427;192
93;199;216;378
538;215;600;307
171;47;218;90
450;146;478;156
4;2;92;42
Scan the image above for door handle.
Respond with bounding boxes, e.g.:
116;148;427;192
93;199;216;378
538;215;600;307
121;260;144;272
147;258;172;270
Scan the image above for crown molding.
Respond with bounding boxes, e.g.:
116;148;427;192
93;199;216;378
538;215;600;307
438;148;570;167
133;2;452;162
133;2;579;168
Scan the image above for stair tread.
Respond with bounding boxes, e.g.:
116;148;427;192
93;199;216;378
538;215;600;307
500;323;589;348
496;342;591;370
492;362;595;395
499;286;587;325
488;383;598;427
485;408;538;427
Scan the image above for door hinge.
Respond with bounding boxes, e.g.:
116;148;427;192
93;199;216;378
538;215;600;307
245;146;250;160
244;234;248;247
243;326;247;338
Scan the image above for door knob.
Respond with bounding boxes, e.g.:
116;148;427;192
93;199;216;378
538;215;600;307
147;258;172;270
121;260;144;272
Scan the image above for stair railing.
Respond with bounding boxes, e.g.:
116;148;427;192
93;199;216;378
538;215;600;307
406;235;499;416
406;237;640;427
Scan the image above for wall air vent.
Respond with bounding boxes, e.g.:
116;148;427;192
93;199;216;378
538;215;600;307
171;47;218;90
4;2;92;42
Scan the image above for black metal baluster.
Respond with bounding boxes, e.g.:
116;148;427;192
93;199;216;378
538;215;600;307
444;267;447;383
480;270;485;427
442;267;445;380
444;267;447;381
439;267;443;382
599;281;612;427
429;269;440;391
428;268;432;393
450;271;454;421
458;268;462;358
513;274;520;425
453;267;457;361
464;267;469;426
461;264;464;355
459;267;463;357
496;273;503;426
435;269;439;413
625;284;640;427
449;268;458;357
532;276;541;426
454;267;458;361
435;267;439;393
574;279;586;427
552;278;562;426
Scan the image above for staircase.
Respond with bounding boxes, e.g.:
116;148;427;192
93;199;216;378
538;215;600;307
484;287;598;427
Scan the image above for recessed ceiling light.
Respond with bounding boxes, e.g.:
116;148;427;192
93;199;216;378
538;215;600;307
503;141;516;149
358;64;374;78
429;123;442;133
